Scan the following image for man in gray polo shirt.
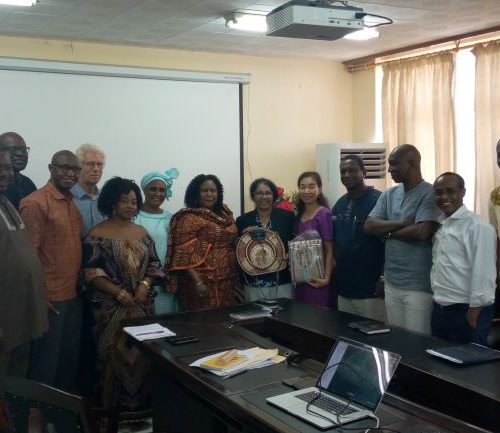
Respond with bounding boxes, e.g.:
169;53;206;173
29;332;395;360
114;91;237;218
364;144;440;334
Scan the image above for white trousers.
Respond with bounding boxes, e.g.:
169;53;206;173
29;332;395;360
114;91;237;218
384;282;433;335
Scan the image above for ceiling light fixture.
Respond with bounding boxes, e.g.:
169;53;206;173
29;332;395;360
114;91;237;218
0;0;36;6
225;12;267;33
343;26;379;41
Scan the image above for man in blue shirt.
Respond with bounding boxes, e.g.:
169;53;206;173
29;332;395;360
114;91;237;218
70;143;106;397
71;143;106;236
365;145;440;334
332;155;386;322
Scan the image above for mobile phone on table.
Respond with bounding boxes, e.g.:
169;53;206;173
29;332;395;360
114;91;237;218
166;335;200;345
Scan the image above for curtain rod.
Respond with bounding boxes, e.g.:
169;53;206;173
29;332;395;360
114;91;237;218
343;26;500;73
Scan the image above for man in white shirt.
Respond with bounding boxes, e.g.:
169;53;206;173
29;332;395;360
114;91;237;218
431;172;496;345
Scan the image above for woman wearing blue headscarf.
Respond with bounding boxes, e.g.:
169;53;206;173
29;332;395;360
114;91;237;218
136;168;180;314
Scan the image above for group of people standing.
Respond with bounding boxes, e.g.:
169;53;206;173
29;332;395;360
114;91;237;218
0;132;498;420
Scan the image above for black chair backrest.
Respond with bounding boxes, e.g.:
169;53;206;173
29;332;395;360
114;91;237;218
3;377;97;433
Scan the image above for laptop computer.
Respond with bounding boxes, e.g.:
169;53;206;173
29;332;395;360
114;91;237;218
267;337;401;429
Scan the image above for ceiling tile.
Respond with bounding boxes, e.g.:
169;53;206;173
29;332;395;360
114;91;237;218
0;0;497;61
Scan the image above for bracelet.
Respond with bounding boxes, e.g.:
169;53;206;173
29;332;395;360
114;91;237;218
116;290;126;302
195;280;203;287
139;280;151;289
384;232;392;241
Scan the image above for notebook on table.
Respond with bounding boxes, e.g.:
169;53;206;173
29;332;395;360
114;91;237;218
426;343;500;366
267;337;401;429
348;320;391;335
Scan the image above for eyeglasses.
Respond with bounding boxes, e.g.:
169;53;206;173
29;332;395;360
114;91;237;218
254;191;273;197
5;146;30;155
83;161;105;168
52;164;81;174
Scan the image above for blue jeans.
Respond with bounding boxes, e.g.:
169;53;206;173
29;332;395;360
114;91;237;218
431;302;495;346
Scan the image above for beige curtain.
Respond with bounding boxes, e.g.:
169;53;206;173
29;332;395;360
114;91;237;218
382;53;455;186
473;42;500;217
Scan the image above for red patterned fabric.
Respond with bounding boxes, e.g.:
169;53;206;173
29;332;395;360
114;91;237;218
167;205;240;310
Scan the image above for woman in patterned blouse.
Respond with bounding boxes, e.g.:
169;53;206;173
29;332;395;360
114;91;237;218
166;174;240;311
82;177;164;415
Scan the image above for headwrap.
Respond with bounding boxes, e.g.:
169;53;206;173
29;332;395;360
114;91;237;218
140;168;179;200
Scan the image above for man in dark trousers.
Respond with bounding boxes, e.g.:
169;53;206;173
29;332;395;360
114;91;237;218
20;150;83;391
431;172;496;345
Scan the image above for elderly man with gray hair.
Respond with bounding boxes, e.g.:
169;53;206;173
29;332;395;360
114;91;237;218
71;143;106;236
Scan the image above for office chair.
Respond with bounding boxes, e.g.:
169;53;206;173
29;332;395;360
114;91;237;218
3;377;99;433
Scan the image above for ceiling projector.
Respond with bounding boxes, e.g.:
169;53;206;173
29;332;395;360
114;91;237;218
266;0;364;41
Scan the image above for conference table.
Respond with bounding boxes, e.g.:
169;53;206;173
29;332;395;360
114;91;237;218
129;300;500;433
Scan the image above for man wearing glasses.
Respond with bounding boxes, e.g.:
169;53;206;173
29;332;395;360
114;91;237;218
19;150;83;392
71;143;106;236
431;172;496;345
0;132;36;210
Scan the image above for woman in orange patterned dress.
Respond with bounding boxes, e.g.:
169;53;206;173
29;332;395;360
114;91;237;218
166;174;239;311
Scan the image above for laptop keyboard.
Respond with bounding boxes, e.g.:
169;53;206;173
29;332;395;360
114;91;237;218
295;391;357;415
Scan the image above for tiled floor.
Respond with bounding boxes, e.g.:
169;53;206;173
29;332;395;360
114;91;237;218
118;419;153;433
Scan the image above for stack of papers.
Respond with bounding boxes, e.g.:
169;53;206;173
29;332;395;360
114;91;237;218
190;347;285;377
123;323;176;341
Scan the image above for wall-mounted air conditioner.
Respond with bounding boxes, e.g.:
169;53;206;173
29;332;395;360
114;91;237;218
316;143;387;207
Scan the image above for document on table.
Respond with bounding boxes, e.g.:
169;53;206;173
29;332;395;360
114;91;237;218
123;323;176;341
190;347;285;377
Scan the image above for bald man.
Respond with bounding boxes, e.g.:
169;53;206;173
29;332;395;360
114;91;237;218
364;145;441;334
20;150;83;391
0;132;37;209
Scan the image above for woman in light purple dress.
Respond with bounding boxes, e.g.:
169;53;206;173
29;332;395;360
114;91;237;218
294;171;335;308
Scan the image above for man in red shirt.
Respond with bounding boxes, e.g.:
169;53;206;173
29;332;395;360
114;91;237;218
20;150;82;391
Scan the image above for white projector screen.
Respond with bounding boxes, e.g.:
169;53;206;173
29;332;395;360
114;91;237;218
0;60;245;216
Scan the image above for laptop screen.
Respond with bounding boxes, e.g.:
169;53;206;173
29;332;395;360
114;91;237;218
317;338;400;411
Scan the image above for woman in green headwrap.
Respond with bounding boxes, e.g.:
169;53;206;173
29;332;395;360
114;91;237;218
136;168;180;314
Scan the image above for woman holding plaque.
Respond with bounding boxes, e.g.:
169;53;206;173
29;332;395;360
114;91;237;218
235;178;295;302
294;171;335;308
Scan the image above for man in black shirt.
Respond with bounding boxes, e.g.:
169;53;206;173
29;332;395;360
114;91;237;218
332;155;386;322
0;132;36;209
